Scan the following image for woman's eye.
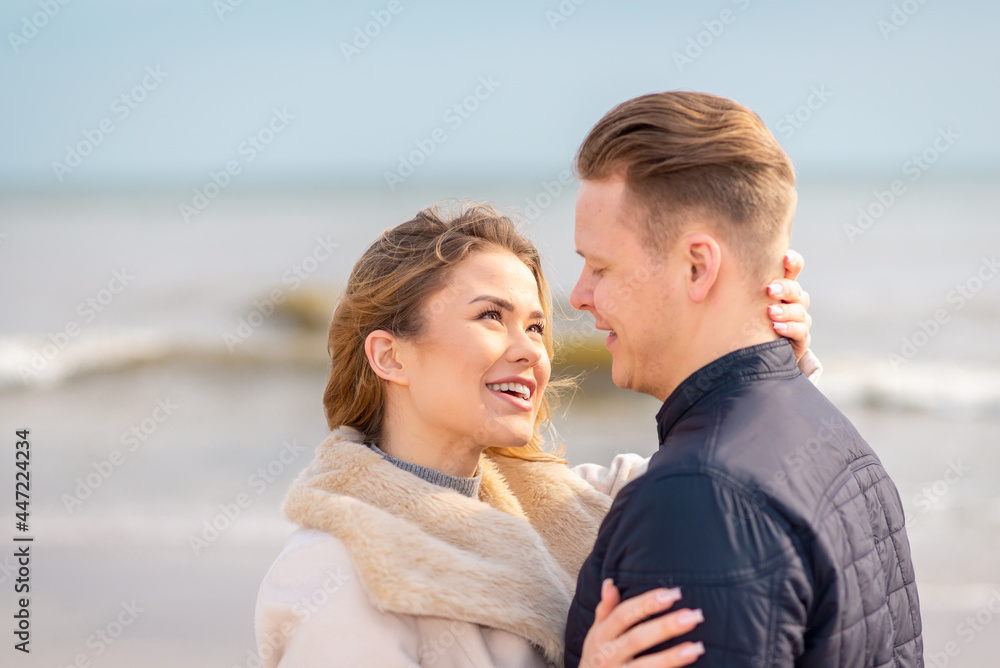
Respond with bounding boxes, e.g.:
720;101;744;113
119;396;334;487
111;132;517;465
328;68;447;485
528;323;545;334
479;309;503;321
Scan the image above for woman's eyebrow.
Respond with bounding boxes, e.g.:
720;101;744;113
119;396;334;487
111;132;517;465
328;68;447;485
469;295;545;321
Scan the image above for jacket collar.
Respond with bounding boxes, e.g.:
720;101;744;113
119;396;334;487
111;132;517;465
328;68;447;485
656;339;800;444
282;427;610;665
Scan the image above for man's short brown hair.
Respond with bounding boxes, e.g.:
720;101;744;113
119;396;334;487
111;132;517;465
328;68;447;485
575;91;796;281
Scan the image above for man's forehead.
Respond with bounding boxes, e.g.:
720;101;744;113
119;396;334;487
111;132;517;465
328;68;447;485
574;196;628;259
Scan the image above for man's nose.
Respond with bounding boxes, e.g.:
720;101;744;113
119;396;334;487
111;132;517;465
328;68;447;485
570;270;592;312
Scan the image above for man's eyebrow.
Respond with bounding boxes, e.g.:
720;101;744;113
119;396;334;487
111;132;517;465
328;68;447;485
469;295;545;321
576;248;606;262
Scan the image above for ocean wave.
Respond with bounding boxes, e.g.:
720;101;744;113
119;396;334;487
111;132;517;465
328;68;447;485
0;328;328;390
3;329;999;417
0;329;175;390
820;357;1000;418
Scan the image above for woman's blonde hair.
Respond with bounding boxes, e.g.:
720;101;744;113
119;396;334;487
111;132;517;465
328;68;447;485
322;201;565;463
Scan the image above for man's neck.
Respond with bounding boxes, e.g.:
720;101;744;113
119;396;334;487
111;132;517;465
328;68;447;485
654;304;780;402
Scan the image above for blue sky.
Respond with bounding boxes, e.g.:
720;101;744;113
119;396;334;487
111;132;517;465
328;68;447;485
1;0;998;189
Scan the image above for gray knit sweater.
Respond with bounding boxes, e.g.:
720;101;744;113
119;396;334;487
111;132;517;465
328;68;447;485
368;443;482;498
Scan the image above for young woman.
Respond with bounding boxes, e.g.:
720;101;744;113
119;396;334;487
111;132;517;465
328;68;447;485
255;202;818;668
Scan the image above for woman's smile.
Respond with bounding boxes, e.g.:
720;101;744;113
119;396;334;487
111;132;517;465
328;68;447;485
485;377;535;410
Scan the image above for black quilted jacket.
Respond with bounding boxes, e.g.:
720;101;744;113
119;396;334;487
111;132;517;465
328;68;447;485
565;340;923;667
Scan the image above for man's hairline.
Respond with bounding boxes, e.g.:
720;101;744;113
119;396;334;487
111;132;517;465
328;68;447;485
577;172;793;277
575;174;727;269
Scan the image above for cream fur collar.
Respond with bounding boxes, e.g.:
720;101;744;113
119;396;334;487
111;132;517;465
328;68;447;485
282;427;611;665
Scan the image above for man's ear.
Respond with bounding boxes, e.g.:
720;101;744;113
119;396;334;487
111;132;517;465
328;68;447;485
681;232;722;303
365;330;410;387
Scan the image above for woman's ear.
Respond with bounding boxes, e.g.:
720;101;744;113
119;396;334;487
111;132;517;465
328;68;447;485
364;330;410;387
681;232;722;303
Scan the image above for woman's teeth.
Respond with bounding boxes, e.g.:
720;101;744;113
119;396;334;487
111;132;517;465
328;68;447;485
486;382;530;401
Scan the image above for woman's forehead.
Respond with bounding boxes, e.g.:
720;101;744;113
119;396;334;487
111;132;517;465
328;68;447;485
447;251;544;310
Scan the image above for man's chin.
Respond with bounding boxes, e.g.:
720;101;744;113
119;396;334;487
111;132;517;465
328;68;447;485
610;362;633;391
611;363;662;398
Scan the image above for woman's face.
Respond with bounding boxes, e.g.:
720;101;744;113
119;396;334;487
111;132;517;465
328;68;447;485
399;250;551;450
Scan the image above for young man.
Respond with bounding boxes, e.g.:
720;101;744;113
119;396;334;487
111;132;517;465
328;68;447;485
564;92;923;667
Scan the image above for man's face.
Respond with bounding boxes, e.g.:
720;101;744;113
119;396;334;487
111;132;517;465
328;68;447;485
570;177;685;399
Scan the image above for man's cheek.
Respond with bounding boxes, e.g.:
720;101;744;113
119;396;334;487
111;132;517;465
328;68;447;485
596;286;619;316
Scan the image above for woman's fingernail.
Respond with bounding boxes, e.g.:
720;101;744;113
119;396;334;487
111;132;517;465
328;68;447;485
772;321;788;333
768;304;783;317
678;609;704;626
656;587;682;603
768;283;784;297
678;641;706;660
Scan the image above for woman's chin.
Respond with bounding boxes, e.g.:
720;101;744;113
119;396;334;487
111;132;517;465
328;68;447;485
481;427;534;450
465;410;539;449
